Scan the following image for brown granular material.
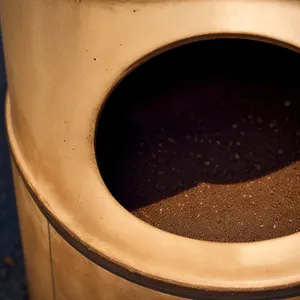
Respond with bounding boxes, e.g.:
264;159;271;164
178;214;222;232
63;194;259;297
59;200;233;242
97;39;300;243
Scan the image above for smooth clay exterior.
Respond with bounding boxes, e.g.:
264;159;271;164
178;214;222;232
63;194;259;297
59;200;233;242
2;0;300;299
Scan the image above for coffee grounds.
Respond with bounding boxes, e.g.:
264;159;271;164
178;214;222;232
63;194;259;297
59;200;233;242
97;39;300;243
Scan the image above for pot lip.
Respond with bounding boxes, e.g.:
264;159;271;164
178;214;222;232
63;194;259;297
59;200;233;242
7;32;300;299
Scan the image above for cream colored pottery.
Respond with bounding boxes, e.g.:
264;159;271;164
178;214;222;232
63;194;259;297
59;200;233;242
2;0;300;299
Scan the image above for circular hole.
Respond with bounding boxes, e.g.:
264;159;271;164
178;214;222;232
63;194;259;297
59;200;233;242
96;38;300;243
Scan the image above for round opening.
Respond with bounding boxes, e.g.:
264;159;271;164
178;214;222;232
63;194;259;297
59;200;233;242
96;38;300;243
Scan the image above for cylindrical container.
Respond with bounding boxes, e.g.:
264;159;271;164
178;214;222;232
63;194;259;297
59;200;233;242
2;0;300;299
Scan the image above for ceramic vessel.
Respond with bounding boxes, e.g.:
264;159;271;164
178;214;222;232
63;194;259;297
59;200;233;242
2;0;300;299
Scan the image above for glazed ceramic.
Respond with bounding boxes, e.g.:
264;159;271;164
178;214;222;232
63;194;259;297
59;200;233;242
2;0;300;299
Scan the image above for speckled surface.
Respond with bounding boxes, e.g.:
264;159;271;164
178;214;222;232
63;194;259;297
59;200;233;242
0;32;27;300
98;39;300;243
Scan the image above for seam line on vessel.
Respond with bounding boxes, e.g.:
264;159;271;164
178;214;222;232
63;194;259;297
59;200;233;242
48;222;57;300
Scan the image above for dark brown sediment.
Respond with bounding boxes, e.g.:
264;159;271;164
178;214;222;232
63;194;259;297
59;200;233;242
97;39;300;243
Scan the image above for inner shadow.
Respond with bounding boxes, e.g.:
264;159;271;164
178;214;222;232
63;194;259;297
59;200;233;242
96;39;300;242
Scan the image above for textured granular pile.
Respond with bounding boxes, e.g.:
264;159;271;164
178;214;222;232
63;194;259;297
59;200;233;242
97;39;300;242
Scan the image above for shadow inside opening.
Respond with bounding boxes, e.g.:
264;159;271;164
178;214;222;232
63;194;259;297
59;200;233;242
96;38;300;243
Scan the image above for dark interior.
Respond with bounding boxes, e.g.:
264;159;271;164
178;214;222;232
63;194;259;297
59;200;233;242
96;38;300;243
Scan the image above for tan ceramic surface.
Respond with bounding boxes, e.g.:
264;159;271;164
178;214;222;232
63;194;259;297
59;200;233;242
11;162;53;300
3;0;300;299
50;224;184;300
11;163;300;300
